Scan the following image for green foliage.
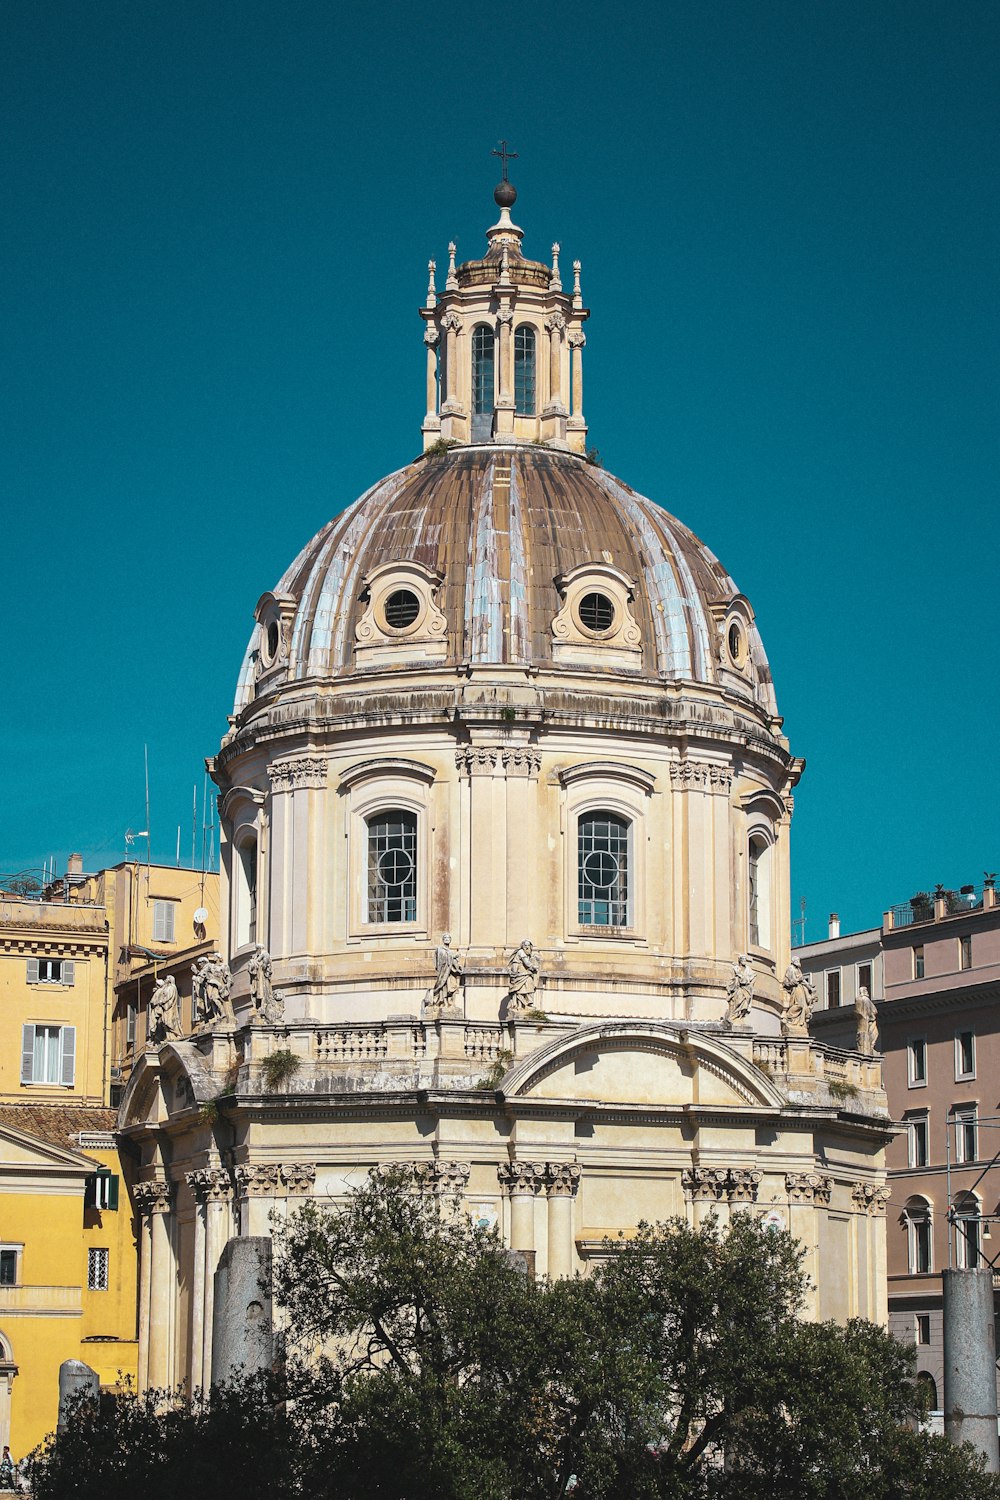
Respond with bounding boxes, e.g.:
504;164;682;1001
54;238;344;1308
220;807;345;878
260;1048;300;1091
196;1100;219;1126
500;705;517;722
422;438;460;458
523;1007;549;1024
828;1078;860;1101
476;1050;513;1089
585;447;602;466
31;1172;1000;1500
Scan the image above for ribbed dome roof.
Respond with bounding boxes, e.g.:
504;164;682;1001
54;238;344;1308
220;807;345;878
234;447;777;717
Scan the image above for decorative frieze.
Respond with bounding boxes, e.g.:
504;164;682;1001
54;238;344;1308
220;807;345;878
851;1181;890;1215
269;756;327;792
669;761;734;790
134;1179;172;1216
185;1167;233;1205
455;746;497;776
785;1172;833;1205
234;1163;282;1198
280;1162;317;1195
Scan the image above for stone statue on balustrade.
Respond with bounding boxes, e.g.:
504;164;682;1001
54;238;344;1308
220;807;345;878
505;938;540;1016
248;945;284;1024
855;986;878;1056
193;952;235;1030
427;933;464;1016
724;953;755;1027
781;958;817;1038
148;973;182;1045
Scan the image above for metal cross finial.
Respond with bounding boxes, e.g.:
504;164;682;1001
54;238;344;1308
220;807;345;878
492;140;518;182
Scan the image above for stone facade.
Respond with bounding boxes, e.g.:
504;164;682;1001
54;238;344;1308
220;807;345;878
119;178;892;1392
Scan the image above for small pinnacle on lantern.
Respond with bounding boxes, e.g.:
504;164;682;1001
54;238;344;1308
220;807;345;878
572;259;583;309
426;259;437;308
550;242;562;292
446;241;458;291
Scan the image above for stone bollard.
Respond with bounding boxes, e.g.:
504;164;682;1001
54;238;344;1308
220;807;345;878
942;1267;999;1472
211;1236;273;1387
58;1360;99;1430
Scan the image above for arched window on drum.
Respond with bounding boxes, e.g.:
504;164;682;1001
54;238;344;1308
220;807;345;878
578;812;630;928
514;324;536;415
471;324;495;439
234;835;258;949
367;811;417;924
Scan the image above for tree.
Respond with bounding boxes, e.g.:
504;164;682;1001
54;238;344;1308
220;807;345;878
31;1169;1000;1500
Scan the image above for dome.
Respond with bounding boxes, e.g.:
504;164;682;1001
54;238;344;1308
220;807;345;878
234;446;777;721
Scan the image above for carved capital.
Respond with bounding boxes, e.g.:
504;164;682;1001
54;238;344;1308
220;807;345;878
408;1160;470;1194
235;1163;282;1198
568;329;587;349
442;311;462;334
423;326;440;348
786;1172;833;1205
455;746;498;776
852;1181;890;1215
269;756;327;792
669;760;733;790
185;1167;232;1205
498;1160;548;1195
546;1163;582;1198
728;1168;762;1203
135;1179;172;1216
497;307;514;327
500;747;541;778
681;1167;729;1203
545;312;566;335
281;1162;317;1195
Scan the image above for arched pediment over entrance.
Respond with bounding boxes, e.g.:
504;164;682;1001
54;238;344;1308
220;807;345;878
499;1022;785;1111
117;1043;220;1133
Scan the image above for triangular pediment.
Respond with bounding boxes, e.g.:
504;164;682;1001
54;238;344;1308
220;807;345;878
0;1121;96;1174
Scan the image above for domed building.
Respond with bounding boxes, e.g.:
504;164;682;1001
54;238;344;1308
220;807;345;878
120;174;891;1394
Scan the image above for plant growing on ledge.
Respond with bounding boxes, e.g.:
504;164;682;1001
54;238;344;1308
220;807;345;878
829;1078;859;1102
476;1050;513;1090
260;1049;301;1092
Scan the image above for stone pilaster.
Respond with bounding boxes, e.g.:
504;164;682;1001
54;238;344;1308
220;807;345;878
135;1179;173;1392
235;1163;282;1237
498;1161;547;1255
185;1167;234;1391
546;1163;581;1279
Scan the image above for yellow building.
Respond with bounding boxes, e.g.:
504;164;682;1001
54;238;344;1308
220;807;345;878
0;856;219;1457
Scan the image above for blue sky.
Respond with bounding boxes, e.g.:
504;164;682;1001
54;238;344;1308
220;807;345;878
2;0;997;936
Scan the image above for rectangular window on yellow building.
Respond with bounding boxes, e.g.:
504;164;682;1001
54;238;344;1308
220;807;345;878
152;901;177;943
87;1248;109;1291
20;1024;76;1086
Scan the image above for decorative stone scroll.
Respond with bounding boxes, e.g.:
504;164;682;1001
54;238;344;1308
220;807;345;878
785;1172;833;1205
681;1167;758;1204
280;1163;317;1195
547;1163;582;1198
669;761;734;790
455;746;498;776
851;1181;890;1215
134;1179;172;1216
234;1164;282;1198
185;1167;233;1205
269;757;328;792
403;1160;471;1194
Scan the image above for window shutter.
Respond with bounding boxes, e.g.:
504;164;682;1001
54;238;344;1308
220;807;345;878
60;1026;76;1087
61;959;75;986
21;1025;35;1083
108;1173;120;1211
26;958;39;984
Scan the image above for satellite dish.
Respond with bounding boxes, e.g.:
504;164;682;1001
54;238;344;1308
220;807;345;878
193;907;209;926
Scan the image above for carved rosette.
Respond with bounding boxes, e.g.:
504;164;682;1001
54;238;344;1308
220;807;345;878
455;747;498;777
134;1179;172;1216
235;1163;282;1198
500;747;541;778
546;1164;582;1198
669;761;734;791
497;1161;548;1195
280;1162;317;1195
785;1172;833;1205
851;1181;890;1215
269;757;328;792
185;1167;233;1205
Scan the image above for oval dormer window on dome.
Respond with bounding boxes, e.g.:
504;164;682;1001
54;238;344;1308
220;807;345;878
578;591;616;635
355;561;448;667
552;563;642;671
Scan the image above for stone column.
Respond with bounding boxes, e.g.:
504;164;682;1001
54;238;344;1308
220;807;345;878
269;757;327;958
851;1180;890;1322
134;1179;173;1391
495;307;514;438
943;1267;1000;1471
569;329;585;420
681;1167;730;1228
498;1161;546;1258
500;749;541;952
546;1164;581;1280
186;1167;234;1392
235;1163;282;1239
787;1172;832;1319
544;314;566;414
455;747;503;949
440;311;464;440
423;327;440;427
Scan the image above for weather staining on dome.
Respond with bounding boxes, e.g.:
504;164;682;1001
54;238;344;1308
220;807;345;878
232;448;778;721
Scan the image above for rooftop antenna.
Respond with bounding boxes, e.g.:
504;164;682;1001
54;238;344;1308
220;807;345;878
793;897;807;946
144;743;152;879
191;783;197;871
